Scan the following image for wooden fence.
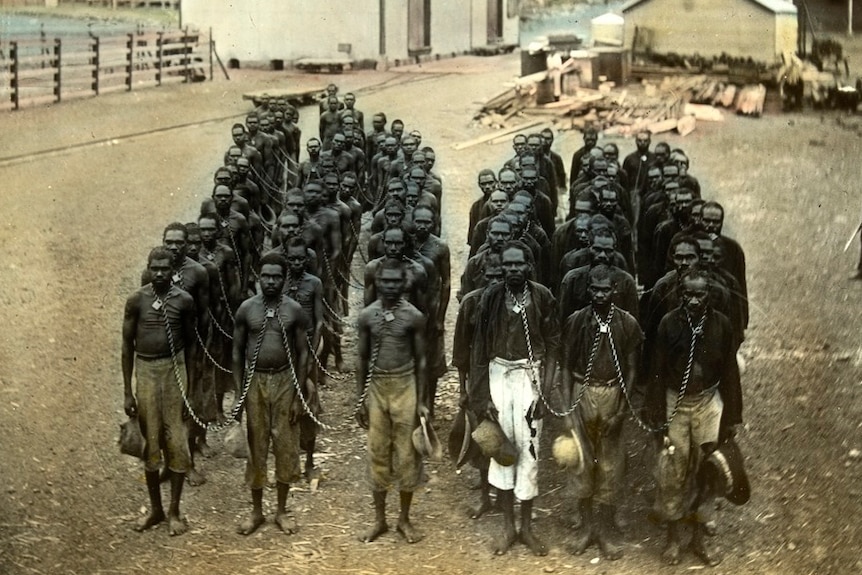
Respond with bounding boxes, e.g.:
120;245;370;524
0;28;211;111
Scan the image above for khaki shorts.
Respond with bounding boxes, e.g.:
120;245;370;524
135;355;191;473
366;363;420;492
244;369;301;489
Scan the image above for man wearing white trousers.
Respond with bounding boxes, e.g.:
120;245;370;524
470;241;560;556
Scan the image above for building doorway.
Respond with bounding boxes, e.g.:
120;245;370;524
488;0;503;42
408;0;431;53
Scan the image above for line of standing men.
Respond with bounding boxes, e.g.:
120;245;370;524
122;86;453;544
456;127;747;565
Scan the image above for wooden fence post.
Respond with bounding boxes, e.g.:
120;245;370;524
54;38;62;103
10;41;19;111
209;27;214;81
156;31;163;86
126;33;133;91
91;36;100;95
183;26;190;81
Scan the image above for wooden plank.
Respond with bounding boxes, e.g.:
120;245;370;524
677;115;696;136
451;119;545;151
647;118;679;134
683;103;724;122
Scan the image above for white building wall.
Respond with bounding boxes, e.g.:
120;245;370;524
433;0;473;55
181;0;519;64
182;0;380;63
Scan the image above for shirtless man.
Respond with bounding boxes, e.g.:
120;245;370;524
232;252;311;536
282;238;325;476
319;97;342;151
411;205;451;416
355;258;429;544
297;138;323;190
208;185;252;294
140;224;210;485
198;214;242;416
364;226;428;313
304;180;344;371
123;247;195;536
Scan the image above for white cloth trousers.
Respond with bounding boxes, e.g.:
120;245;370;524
488;357;542;501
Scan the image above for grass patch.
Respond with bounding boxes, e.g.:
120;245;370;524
0;5;179;29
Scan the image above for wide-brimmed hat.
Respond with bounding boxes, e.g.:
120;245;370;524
448;408;482;468
471;419;518;466
704;436;750;505
552;428;587;473
412;416;443;461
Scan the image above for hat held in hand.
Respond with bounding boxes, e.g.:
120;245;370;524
412;415;443;462
552;428;586;473
704;436;750;505
471;419;518;467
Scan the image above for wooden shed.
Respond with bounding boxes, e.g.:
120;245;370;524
621;0;798;63
180;0;519;67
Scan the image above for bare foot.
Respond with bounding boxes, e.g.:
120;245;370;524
168;514;188;536
470;498;493;519
358;520;389;542
691;536;722;567
519;529;548;556
237;512;265;536
187;468;207;487
662;539;682;565
274;511;298;534
134;509;166;532
396;519;423;544
492;526;517;555
197;441;216;458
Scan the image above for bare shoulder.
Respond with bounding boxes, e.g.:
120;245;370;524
174;287;196;309
125;288;144;314
358;301;380;326
235;296;258;321
403;301;426;326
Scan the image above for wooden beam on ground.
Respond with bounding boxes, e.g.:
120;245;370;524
451;119;545;151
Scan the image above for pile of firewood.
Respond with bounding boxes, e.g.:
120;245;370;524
471;63;767;140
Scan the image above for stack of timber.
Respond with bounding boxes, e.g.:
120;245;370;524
472;67;768;140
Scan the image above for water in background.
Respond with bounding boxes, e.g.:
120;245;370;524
519;0;629;48
0;11;163;38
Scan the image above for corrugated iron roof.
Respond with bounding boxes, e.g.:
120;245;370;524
622;0;797;15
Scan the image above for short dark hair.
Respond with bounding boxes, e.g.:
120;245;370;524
285;236;307;253
163;222;188;240
679;264;710;287
148;246;173;266
670;234;701;257
589;264;615;286
259;251;288;275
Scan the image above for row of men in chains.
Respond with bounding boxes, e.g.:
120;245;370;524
122;88;746;566
122;91;451;542
451;126;747;564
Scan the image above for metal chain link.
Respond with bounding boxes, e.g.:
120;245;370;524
274;307;333;430
216;214;245;288
209;308;234;341
157;286;261;433
194;325;233;374
352;306;387;418
321;295;359;329
306;334;351;382
615;309;705;434
203;247;237;325
511;285;583;418
348;218;369;265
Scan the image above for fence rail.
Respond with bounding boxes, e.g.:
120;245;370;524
1;28;212;111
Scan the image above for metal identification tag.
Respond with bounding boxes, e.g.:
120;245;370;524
206;253;215;261
599;324;609;334
383;311;395;322
266;309;275;318
172;273;181;284
221;220;229;228
152;299;163;311
512;304;522;314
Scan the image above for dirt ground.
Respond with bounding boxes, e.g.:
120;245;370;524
1;43;862;575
